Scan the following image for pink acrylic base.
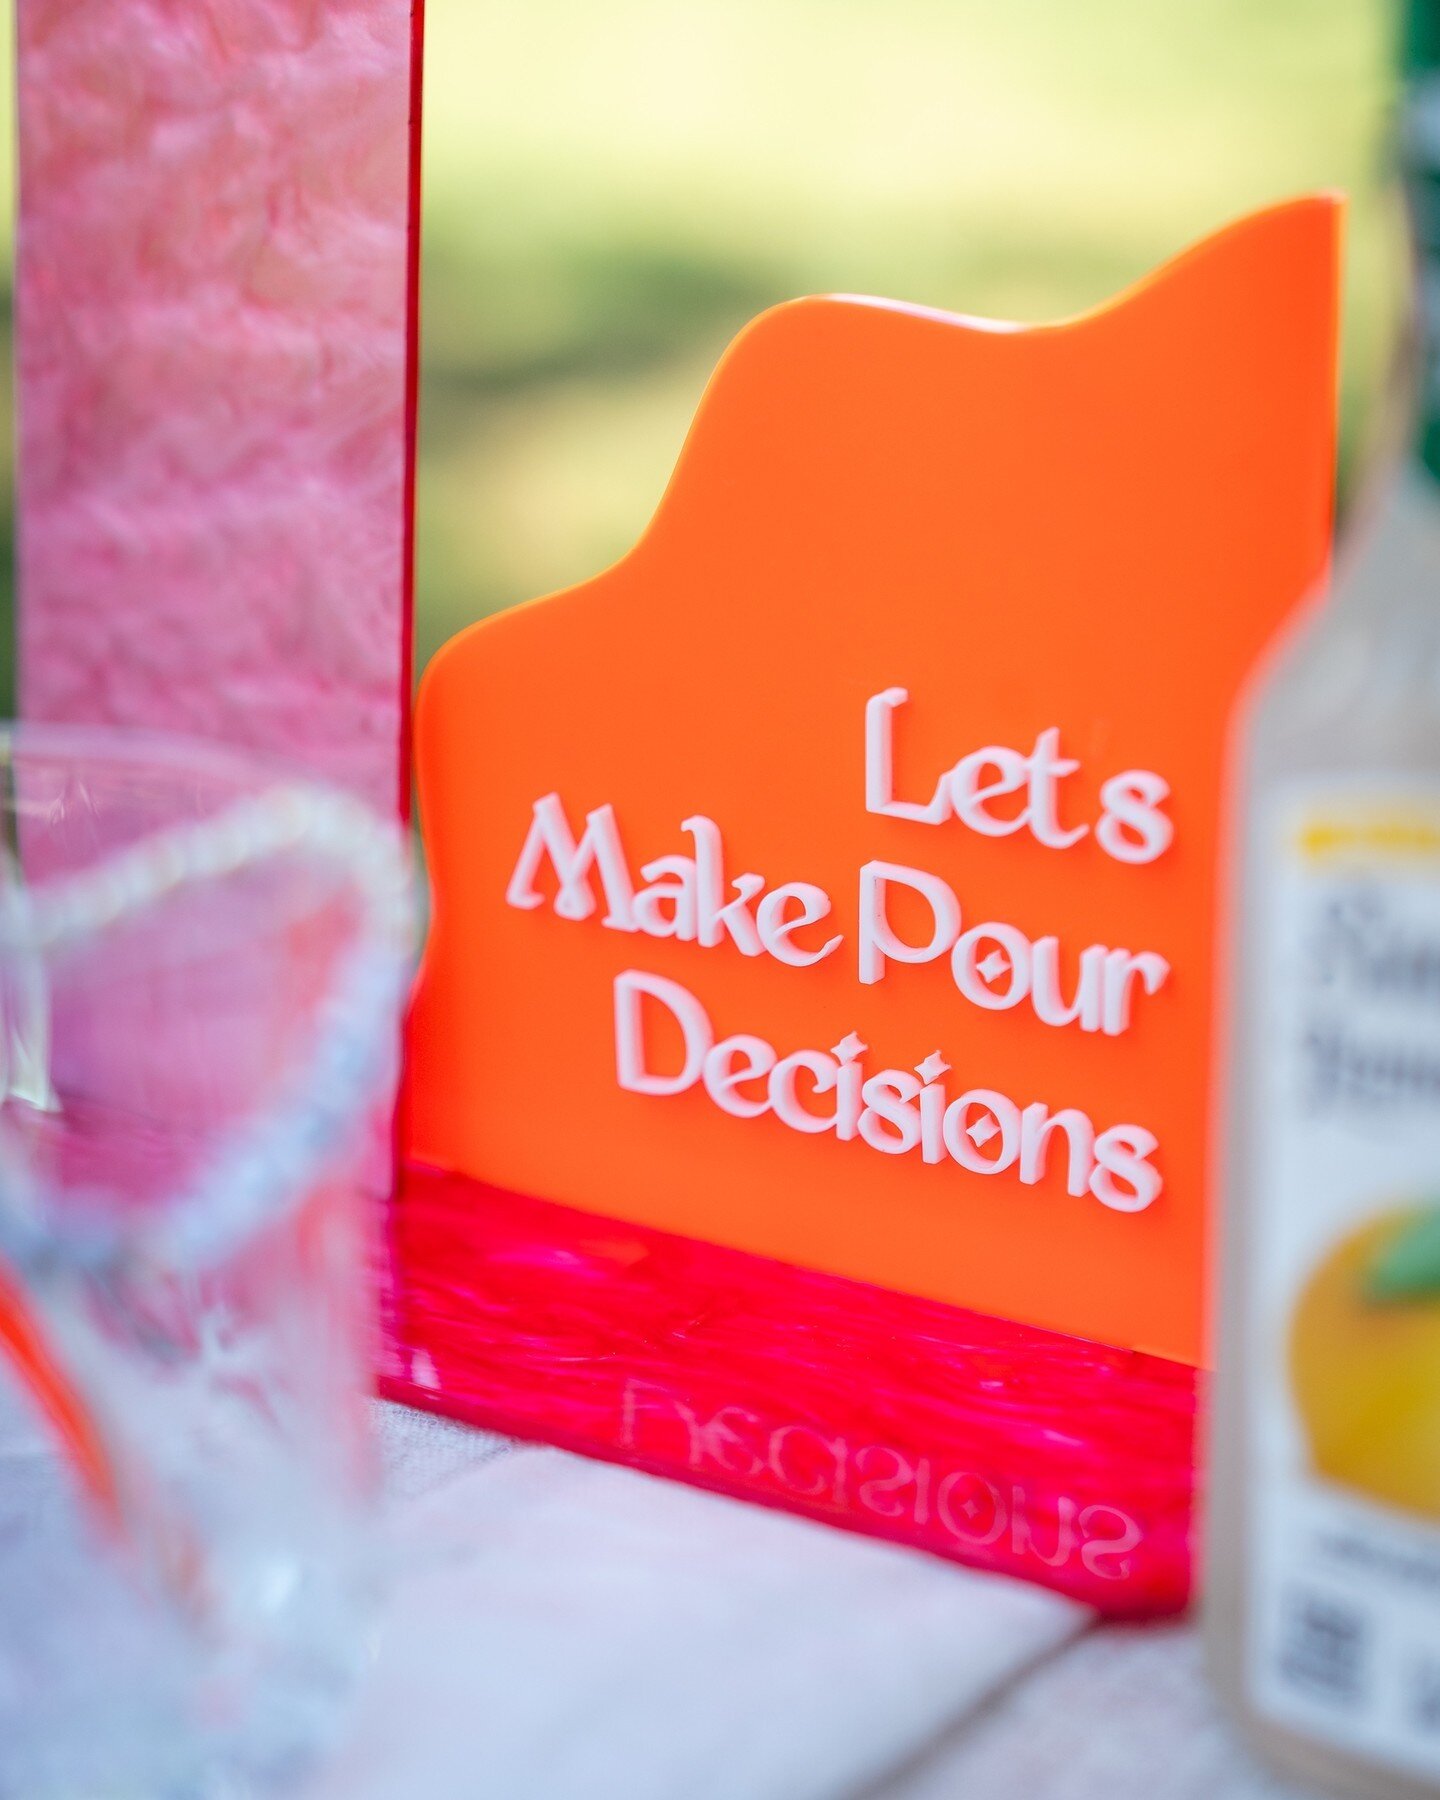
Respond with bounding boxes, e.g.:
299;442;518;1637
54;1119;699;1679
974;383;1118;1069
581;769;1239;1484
384;1164;1196;1614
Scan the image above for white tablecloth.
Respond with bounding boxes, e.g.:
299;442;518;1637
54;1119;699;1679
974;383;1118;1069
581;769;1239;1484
302;1403;1315;1800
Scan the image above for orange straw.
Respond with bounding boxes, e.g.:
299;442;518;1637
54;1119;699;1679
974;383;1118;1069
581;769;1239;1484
0;1257;121;1528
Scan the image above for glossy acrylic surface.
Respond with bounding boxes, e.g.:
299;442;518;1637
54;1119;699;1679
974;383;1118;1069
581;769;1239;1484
408;200;1340;1366
387;1163;1196;1614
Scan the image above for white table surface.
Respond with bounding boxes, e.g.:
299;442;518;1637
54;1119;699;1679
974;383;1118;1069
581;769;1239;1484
338;1402;1323;1800
868;1625;1313;1800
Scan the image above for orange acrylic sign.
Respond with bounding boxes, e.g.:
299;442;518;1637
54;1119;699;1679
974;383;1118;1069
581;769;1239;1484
406;198;1341;1368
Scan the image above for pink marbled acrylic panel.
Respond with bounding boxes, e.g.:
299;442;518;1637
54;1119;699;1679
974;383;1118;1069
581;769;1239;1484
385;1166;1197;1614
16;0;422;816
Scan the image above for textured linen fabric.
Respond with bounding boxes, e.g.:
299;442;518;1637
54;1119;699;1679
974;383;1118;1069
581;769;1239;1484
868;1624;1313;1800
16;0;417;815
345;1405;1302;1799
311;1403;1087;1800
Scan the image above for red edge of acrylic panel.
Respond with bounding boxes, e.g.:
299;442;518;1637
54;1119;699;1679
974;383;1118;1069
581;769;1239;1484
398;0;425;829
380;0;425;1366
383;1161;1197;1616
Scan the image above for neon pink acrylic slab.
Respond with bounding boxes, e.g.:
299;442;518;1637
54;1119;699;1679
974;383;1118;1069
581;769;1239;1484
15;0;423;819
385;1167;1194;1614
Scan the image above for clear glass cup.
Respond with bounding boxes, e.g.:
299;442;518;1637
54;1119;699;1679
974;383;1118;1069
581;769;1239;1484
0;725;416;1800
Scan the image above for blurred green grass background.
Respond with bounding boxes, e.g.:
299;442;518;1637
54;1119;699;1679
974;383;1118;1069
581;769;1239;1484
0;0;1407;705
416;0;1404;679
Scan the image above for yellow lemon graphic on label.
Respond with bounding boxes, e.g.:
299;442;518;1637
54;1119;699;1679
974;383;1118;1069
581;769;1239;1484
1290;1208;1440;1521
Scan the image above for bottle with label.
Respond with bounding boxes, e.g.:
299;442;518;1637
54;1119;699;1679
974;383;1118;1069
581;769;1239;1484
1208;8;1440;1795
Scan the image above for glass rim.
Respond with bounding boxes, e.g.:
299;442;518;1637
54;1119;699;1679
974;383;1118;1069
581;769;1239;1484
0;718;341;795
